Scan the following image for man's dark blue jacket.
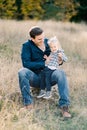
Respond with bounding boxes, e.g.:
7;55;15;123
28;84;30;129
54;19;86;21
21;39;51;74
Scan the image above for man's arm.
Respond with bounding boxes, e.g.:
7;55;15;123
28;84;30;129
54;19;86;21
21;42;45;70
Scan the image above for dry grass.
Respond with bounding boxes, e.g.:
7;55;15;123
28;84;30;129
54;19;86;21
0;19;87;130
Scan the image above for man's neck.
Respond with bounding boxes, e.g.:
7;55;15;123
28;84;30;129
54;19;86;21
38;44;45;51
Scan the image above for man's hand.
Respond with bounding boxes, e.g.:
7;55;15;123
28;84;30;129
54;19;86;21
44;55;51;64
58;53;63;65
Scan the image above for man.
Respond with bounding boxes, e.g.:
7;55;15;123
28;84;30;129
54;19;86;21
18;26;71;118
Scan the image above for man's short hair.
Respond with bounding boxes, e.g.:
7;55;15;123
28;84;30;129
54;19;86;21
29;26;43;38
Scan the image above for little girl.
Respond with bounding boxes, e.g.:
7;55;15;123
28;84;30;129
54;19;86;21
37;36;68;99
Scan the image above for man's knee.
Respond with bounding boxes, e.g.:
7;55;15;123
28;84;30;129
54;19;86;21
18;68;29;77
51;69;66;81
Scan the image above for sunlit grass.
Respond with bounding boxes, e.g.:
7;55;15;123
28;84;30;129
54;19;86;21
0;19;87;130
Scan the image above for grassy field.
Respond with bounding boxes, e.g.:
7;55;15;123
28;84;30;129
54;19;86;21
0;19;87;130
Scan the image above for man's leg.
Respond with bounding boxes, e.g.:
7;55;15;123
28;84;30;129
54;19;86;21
51;69;71;117
18;67;40;107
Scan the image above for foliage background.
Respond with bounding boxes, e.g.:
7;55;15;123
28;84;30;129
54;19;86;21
0;0;87;22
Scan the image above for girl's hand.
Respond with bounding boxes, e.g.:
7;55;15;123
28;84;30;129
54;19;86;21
58;53;63;65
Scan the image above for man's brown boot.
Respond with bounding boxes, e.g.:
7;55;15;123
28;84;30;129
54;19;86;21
60;106;71;118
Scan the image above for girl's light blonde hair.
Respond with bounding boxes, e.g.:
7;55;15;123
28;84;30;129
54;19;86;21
48;36;62;49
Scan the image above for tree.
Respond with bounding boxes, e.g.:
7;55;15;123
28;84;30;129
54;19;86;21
21;0;44;19
0;0;17;19
70;0;87;22
54;0;79;21
15;0;23;19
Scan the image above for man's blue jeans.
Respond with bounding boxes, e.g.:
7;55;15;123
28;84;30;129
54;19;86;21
18;67;70;107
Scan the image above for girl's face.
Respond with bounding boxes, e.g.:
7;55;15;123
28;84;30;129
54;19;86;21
49;43;58;52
